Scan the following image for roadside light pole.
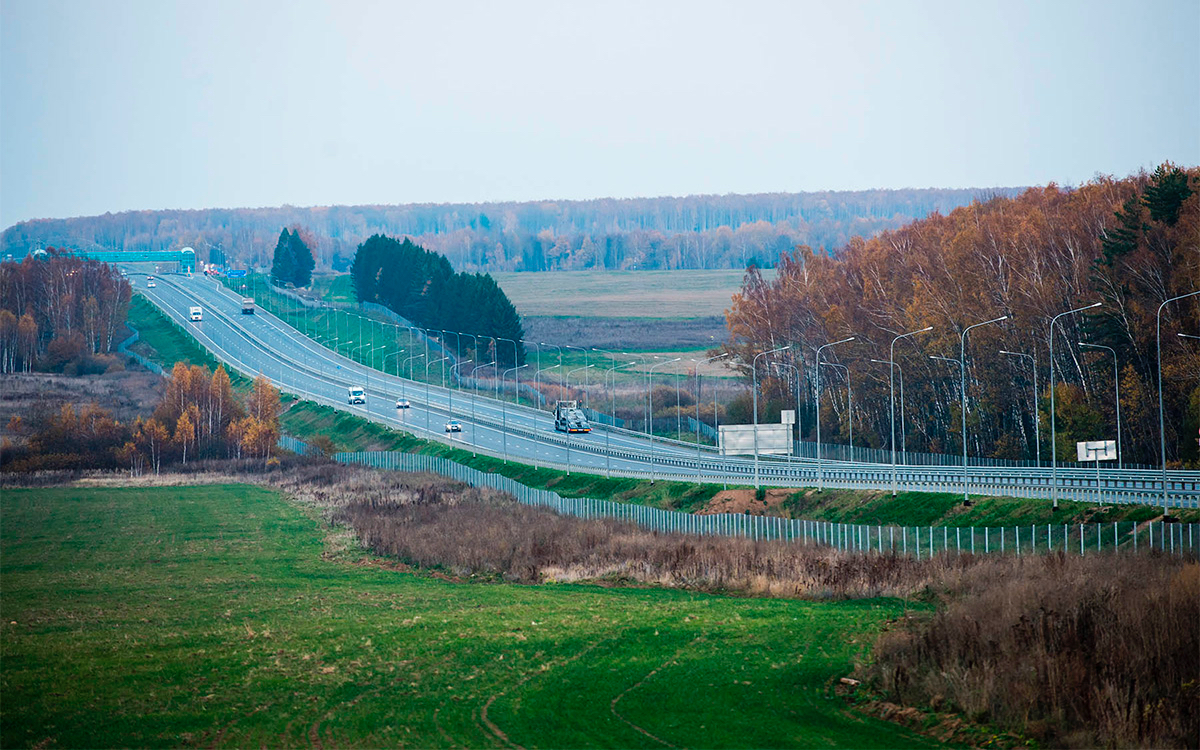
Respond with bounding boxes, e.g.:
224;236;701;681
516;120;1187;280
999;350;1039;466
815;336;856;491
566;345;590;405
691;353;730;471
1157;291;1199;514
604;361;638;478
1079;342;1122;469
819;361;851;459
403;352;425;399
534;364;560;419
564;364;594;474
959;315;1007;504
383;348;405;379
889;327;933;495
469;361;494;456
931;355;966;496
772;361;801;470
648;358;682;484
424;356;449;432
1050;302;1102;507
541;343;564;399
752;345;790;489
501;364;528;464
448;360;474;426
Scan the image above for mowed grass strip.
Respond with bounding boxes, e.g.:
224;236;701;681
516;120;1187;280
1;485;936;749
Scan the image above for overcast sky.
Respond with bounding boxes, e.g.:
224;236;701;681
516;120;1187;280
2;0;1197;229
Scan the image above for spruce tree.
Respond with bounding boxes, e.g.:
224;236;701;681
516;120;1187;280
1142;163;1193;227
270;229;293;285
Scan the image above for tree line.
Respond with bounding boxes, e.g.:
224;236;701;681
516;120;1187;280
351;235;525;366
723;164;1200;468
0;250;131;374
1;188;1020;274
2;364;283;473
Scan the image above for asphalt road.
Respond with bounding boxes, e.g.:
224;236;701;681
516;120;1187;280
132;271;1199;507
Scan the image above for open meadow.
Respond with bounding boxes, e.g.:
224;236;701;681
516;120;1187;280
1;483;935;749
492;269;768;319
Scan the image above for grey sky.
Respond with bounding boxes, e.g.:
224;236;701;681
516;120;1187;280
2;0;1197;229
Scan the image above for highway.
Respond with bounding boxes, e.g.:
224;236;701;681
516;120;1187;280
132;271;1200;508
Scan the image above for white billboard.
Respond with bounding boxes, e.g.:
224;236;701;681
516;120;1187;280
1077;440;1117;462
719;424;792;456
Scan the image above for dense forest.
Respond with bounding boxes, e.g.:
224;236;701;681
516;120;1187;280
0;188;1020;273
724;165;1200;468
351;235;525;366
0;251;131;374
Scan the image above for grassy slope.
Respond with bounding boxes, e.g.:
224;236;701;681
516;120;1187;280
282;401;1198;527
0;485;934;749
128;295;227;375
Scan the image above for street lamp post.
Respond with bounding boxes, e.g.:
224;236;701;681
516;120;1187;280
565;364;594;475
1157;290;1199;514
1050;302;1102;507
815;336;855;491
999;350;1039;466
501;364;528;464
648;358;682;484
424;356;449;432
1080;342;1122;469
469;361;494;456
566;345;590;406
958;315;1008;503
819;361;851;458
691;353;730;471
448;360;474;424
889;327;933;495
772;361;801;469
752;346;790;488
383;348;405;380
604;360;638;478
403;352;425;399
931;355;966;495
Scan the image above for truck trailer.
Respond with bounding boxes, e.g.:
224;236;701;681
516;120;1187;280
554;400;591;433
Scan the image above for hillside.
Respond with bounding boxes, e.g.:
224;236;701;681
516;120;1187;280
1;187;1021;274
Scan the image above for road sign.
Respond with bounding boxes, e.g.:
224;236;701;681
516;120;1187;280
227;269;248;278
1077;440;1117;462
780;409;795;425
719;424;792;456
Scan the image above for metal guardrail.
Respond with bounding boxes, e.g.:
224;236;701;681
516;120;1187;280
297;443;1198;558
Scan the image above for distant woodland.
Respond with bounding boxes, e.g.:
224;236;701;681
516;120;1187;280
724;165;1200;467
0;188;1019;273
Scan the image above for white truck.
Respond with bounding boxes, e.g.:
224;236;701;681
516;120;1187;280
554;400;591;433
347;386;366;405
241;298;255;314
189;306;203;322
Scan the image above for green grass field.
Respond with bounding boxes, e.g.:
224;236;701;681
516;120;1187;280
1;485;936;748
493;269;771;319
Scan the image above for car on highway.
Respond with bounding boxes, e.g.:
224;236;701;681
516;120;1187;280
395;398;410;409
445;419;462;433
147;280;156;288
347;386;366;405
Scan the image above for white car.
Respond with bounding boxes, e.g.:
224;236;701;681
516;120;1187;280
395;398;411;409
445;420;462;433
146;280;156;288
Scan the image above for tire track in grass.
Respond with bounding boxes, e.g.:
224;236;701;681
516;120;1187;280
609;635;705;748
476;636;617;749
